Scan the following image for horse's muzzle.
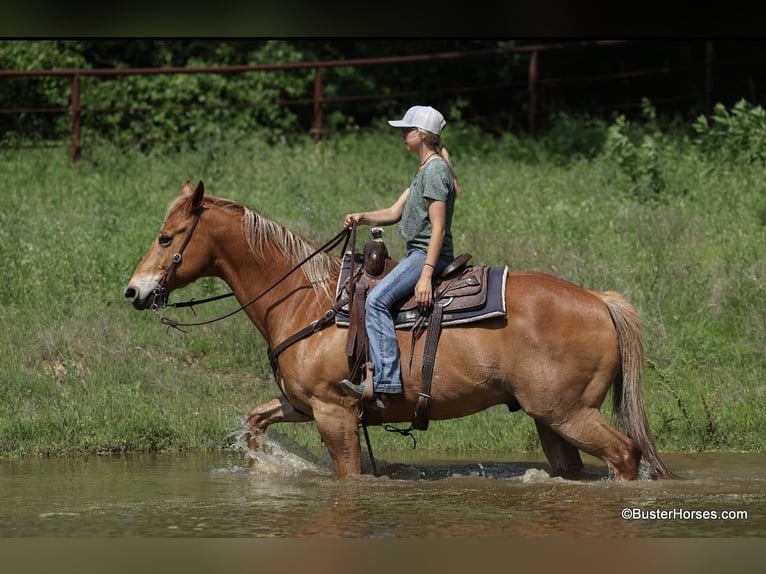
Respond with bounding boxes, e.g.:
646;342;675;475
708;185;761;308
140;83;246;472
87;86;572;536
123;277;166;310
124;285;150;309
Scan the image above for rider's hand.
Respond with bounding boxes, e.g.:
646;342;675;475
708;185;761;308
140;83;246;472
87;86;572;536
344;213;362;228
415;271;433;310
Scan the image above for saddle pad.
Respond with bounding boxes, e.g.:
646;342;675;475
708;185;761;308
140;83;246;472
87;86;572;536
395;264;508;329
334;259;508;329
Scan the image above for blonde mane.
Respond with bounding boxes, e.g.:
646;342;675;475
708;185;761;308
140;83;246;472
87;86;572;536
197;196;340;301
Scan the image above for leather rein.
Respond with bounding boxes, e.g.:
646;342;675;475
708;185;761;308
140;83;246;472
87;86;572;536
150;206;353;336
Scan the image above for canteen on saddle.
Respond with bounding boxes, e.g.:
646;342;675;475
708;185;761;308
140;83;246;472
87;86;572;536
334;229;508;329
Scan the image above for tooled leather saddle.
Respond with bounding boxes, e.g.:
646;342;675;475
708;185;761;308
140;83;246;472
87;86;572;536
334;230;508;430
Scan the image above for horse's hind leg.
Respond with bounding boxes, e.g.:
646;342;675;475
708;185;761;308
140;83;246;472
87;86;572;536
550;408;641;480
534;420;584;479
245;396;312;451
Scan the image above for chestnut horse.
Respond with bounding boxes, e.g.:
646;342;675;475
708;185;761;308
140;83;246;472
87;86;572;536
124;180;674;480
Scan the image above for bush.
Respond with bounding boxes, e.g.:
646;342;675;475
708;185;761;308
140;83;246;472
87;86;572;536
602;102;666;202
692;99;766;165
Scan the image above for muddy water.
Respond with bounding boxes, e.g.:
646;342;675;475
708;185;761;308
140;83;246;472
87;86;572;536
1;432;764;537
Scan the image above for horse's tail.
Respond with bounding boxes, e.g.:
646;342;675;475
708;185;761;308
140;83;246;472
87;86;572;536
599;291;677;479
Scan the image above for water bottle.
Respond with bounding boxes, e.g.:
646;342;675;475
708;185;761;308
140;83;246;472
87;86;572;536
363;227;388;276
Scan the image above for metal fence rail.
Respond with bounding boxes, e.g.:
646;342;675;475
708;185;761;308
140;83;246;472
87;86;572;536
0;40;715;161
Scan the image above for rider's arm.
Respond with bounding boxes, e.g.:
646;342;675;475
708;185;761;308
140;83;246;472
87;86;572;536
345;189;409;227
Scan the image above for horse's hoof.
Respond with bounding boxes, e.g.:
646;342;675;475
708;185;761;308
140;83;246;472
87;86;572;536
244;431;264;452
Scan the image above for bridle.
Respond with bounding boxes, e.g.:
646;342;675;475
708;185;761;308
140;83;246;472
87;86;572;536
149;204;353;333
150;204;204;316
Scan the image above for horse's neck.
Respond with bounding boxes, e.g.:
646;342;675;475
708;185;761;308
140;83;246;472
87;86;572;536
214;229;332;347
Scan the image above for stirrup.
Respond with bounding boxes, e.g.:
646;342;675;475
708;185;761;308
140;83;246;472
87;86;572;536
339;379;386;410
339;378;366;399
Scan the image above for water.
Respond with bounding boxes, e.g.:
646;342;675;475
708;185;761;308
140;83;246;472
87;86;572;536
1;433;764;537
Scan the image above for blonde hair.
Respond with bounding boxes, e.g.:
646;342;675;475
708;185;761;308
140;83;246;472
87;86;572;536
420;129;460;196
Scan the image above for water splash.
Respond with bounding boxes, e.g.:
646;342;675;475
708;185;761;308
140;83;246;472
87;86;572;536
520;467;552;483
226;418;331;478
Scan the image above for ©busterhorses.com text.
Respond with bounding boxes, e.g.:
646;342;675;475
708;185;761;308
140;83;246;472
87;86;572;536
621;508;748;521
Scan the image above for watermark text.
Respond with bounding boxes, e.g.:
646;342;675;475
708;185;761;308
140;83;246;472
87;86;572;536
621;507;748;521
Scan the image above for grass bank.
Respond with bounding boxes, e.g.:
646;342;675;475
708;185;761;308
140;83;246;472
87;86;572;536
0;125;764;460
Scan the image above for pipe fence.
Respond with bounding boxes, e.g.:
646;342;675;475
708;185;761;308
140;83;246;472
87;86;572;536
0;40;715;161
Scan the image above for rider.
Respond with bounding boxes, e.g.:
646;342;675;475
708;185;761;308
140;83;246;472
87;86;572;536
340;105;459;406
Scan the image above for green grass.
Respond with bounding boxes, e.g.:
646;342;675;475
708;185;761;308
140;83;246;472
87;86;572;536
0;127;764;459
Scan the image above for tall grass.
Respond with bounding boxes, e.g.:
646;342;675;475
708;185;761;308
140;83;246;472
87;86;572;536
0;121;764;459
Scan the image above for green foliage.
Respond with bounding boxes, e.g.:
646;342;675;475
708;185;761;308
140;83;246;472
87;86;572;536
692;99;766;164
0;41;89;142
540;112;609;161
602;104;666;202
0;39;524;152
78;41;314;152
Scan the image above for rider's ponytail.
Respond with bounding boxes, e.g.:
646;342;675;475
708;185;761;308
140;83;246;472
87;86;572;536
437;142;460;197
421;129;460;197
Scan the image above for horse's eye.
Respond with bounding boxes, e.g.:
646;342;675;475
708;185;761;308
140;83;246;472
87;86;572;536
158;234;172;247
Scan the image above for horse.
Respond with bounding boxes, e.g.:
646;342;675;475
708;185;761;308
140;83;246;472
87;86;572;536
124;180;675;480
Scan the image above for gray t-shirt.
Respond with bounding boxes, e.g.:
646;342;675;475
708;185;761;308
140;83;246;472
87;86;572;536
399;158;455;260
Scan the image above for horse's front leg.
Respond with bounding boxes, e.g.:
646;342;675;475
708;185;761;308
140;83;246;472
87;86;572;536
312;401;363;478
245;396;312;451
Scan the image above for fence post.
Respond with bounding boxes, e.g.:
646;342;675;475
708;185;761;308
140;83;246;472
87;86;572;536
527;49;538;137
312;66;324;142
70;72;81;162
705;40;714;116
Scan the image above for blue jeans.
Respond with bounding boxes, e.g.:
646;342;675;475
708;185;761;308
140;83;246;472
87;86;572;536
365;248;450;393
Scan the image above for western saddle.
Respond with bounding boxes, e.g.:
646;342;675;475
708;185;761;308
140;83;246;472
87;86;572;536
335;228;503;431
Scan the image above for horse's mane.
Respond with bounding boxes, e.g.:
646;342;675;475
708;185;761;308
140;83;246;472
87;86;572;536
168;194;341;301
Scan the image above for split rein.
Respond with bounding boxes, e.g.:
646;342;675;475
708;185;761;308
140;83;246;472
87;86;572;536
150;207;353;333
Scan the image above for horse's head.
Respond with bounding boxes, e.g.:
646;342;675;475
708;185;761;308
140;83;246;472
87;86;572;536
124;180;210;310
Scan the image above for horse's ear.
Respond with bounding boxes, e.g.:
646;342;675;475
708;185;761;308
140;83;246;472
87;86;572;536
191;180;205;212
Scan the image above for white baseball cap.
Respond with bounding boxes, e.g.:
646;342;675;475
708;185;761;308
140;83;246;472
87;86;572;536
388;105;446;135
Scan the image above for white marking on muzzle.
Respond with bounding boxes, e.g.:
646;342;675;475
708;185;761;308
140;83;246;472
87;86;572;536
125;274;161;306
